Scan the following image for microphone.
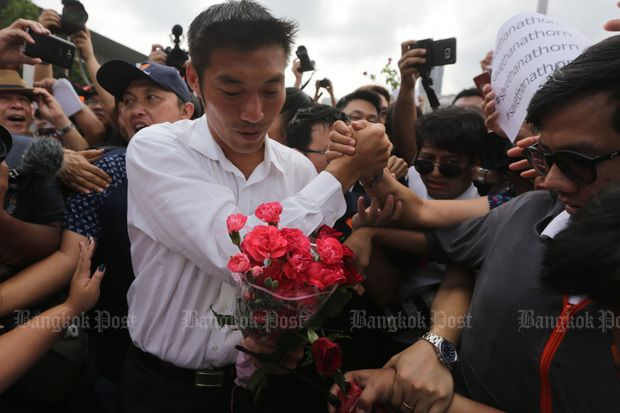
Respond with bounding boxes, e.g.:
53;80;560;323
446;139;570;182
10;138;64;181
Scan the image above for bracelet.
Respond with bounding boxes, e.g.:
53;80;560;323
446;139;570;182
56;122;74;137
359;170;384;190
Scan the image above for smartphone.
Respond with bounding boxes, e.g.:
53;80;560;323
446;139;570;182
473;72;491;93
409;37;457;67
24;29;76;70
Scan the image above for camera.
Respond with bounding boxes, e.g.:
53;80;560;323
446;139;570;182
54;0;89;36
165;24;189;72
0;126;13;164
408;37;457;77
318;78;330;88
295;46;315;72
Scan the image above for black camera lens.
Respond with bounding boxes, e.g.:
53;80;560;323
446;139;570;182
59;0;88;35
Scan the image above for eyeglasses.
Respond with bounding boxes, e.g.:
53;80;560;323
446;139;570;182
523;143;620;185
413;159;466;178
303;148;327;155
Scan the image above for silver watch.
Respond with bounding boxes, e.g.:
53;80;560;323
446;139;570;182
420;332;458;369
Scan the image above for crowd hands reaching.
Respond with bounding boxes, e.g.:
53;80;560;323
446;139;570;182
1;1;620;412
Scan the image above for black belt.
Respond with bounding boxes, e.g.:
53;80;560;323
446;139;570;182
131;345;235;388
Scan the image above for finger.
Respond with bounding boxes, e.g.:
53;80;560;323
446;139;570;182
333;120;353;135
506;146;524;158
88;265;105;289
515;135;539;148
390;375;405;408
80;148;105;160
392;200;404;222
78;170;110;191
351;119;372;131
83;163;112;182
73;175;105;193
382;194;395;217
353;284;365;296
325;150;344;162
387;156;396;170
328;142;356;156
508;158;531;172
520;169;538;179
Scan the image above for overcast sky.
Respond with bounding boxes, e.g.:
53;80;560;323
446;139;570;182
34;0;618;97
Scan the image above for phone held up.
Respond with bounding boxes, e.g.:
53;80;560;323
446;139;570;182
24;29;76;70
408;37;457;75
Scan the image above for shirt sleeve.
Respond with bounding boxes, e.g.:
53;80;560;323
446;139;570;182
63;153;127;240
126;129;346;283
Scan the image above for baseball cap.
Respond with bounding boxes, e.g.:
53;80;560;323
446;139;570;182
0;70;34;98
97;60;191;102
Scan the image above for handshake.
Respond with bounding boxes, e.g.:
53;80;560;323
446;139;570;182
325;120;392;189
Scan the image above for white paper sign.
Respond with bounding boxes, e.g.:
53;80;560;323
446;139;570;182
491;13;590;141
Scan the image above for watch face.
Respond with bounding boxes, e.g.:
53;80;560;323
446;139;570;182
440;340;458;364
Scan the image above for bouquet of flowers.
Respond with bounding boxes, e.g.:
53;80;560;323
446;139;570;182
222;202;364;401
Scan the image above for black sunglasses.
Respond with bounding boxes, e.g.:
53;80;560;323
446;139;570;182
413;159;465;178
523;143;620;185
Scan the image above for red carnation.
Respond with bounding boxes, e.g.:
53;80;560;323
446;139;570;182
280;228;311;254
316;225;343;240
255;202;283;225
227;253;250;273
311;337;342;376
226;213;248;233
241;225;288;263
307;262;346;290
317;237;344;265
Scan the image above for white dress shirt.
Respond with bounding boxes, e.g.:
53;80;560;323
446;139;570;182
125;115;346;369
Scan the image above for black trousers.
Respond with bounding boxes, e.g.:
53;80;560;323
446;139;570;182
120;345;235;413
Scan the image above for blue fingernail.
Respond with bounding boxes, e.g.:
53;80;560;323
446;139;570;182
97;264;105;272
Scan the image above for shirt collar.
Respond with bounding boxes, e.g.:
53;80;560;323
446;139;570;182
187;115;285;174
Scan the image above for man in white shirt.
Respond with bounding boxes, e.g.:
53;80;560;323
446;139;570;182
122;1;391;411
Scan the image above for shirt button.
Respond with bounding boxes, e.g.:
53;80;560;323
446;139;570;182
212;345;219;352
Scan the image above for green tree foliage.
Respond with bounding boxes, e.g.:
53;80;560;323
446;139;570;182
0;0;40;29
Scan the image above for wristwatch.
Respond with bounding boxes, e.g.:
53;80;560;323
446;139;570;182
420;332;458;369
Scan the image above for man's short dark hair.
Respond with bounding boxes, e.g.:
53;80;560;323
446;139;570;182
188;0;297;79
336;89;382;118
357;84;391;105
542;182;620;307
277;87;314;137
416;106;485;162
287;104;348;150
452;87;482;105
526;35;620;134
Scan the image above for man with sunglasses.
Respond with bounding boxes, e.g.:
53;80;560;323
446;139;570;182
329;35;620;412
409;107;484;201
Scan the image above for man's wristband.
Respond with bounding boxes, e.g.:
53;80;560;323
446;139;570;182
56;122;75;137
359;170;384;190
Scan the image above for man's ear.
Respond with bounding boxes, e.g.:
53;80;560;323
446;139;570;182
185;62;201;95
182;102;194;120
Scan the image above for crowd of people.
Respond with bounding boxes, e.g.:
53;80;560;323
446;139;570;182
0;1;619;412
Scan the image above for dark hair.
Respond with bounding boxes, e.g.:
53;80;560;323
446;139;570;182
336;89;382;118
287;104;348;150
357;84;391;105
542;182;620;307
276;87;314;139
188;0;297;79
452;87;482;105
527;35;620;134
416;106;485;162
